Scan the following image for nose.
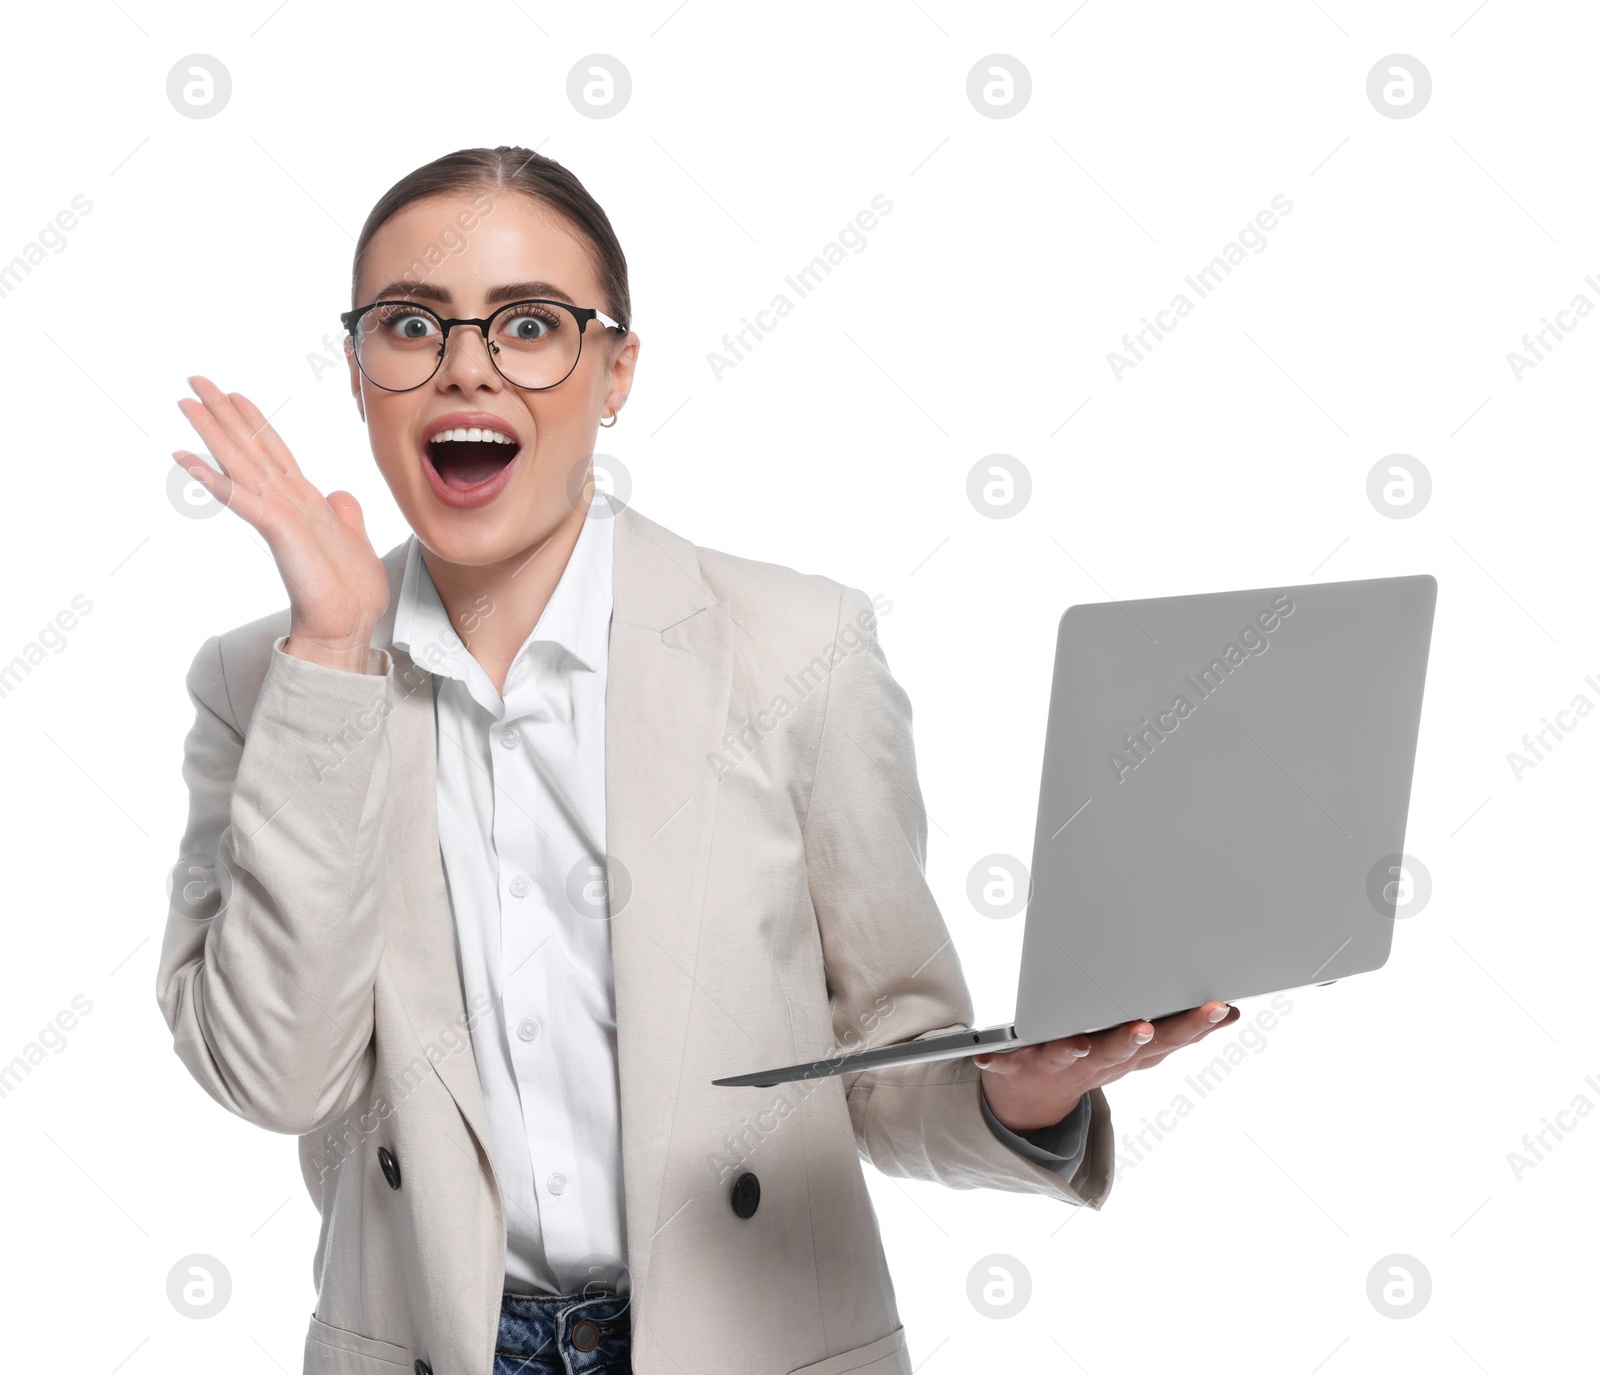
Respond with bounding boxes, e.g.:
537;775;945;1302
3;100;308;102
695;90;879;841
435;323;502;391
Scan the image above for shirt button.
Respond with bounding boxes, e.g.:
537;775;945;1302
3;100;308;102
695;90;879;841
499;726;520;749
516;1018;540;1042
547;1172;567;1195
509;874;531;898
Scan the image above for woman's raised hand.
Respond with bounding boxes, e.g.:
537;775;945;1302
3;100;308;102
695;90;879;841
173;375;390;673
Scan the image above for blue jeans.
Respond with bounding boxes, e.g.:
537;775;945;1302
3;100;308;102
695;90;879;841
494;1289;632;1375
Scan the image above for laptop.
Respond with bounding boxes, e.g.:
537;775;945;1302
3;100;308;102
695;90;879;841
713;572;1437;1089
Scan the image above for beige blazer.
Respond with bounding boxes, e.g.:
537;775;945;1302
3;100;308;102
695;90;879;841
157;496;1114;1375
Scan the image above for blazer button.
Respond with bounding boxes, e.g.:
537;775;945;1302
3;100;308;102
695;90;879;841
378;1146;401;1191
730;1171;760;1219
414;1361;432;1375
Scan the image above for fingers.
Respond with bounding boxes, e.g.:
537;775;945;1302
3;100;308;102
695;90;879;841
1124;1002;1238;1068
1136;1013;1231;1070
184;375;258;455
1100;1020;1155;1068
1037;1036;1095;1072
325;490;366;538
177;376;280;491
1162;1001;1238;1040
981;1019;1150;1079
176;375;306;532
189;375;263;450
977;1002;1240;1081
975;1037;1090;1076
177;393;255;485
170;450;236;511
1070;1003;1236;1072
227;389;302;476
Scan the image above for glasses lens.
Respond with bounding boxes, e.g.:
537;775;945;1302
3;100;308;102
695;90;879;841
487;301;583;389
352;302;444;391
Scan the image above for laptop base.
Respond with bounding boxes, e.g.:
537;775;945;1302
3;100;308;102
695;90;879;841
713;1023;1024;1088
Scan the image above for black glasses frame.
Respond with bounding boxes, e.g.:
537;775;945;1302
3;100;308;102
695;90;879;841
339;297;628;393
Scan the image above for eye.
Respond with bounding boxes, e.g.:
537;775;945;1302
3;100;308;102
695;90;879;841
371;304;439;340
498;303;563;343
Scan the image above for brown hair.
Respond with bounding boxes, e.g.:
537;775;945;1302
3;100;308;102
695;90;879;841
350;145;631;330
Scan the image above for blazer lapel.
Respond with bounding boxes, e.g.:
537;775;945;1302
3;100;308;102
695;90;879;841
370;546;496;1165
604;497;734;1300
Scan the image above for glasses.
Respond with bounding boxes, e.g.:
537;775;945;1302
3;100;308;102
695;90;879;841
339;297;627;393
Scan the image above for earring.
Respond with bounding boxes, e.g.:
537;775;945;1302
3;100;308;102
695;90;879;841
600;411;618;428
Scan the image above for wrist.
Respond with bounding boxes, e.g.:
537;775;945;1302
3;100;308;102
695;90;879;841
283;634;374;674
997;1102;1083;1134
981;1077;1084;1133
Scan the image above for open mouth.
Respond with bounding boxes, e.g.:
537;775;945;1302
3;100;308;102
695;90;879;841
425;426;521;491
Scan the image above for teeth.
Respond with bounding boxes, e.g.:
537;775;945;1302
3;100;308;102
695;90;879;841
430;427;515;445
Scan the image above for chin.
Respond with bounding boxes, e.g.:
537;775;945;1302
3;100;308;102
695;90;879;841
415;494;582;570
409;510;524;566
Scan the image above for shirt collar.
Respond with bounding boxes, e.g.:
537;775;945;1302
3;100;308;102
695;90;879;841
392;493;614;681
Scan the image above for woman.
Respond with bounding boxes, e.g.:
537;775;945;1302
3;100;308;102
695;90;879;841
158;146;1239;1375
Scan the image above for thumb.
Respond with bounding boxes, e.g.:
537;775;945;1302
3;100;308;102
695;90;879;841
326;489;367;538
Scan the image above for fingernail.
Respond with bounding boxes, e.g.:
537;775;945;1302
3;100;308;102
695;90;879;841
1070;1045;1090;1057
1133;1029;1153;1044
973;1056;991;1069
1208;1006;1229;1023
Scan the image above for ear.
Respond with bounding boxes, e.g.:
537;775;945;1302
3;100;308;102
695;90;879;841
345;336;366;422
602;331;641;420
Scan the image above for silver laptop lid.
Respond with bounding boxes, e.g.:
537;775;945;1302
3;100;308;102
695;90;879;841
1014;574;1437;1044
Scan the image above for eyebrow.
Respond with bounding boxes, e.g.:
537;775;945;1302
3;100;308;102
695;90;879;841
370;279;579;309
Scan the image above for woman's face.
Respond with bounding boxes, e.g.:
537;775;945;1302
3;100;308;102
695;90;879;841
348;190;637;567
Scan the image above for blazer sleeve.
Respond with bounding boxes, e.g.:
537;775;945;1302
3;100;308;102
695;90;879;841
801;587;1114;1209
156;632;398;1136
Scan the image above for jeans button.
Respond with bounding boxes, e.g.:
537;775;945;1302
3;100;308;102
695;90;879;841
730;1171;760;1218
571;1319;600;1352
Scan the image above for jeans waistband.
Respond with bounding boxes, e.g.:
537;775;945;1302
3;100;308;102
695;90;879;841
495;1289;631;1375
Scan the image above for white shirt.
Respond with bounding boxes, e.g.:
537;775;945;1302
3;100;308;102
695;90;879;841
391;497;626;1297
390;495;1089;1298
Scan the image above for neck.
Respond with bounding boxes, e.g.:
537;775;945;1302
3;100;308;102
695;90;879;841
420;499;590;694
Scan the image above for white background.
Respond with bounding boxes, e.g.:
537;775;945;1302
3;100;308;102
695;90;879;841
1;1;1594;1370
